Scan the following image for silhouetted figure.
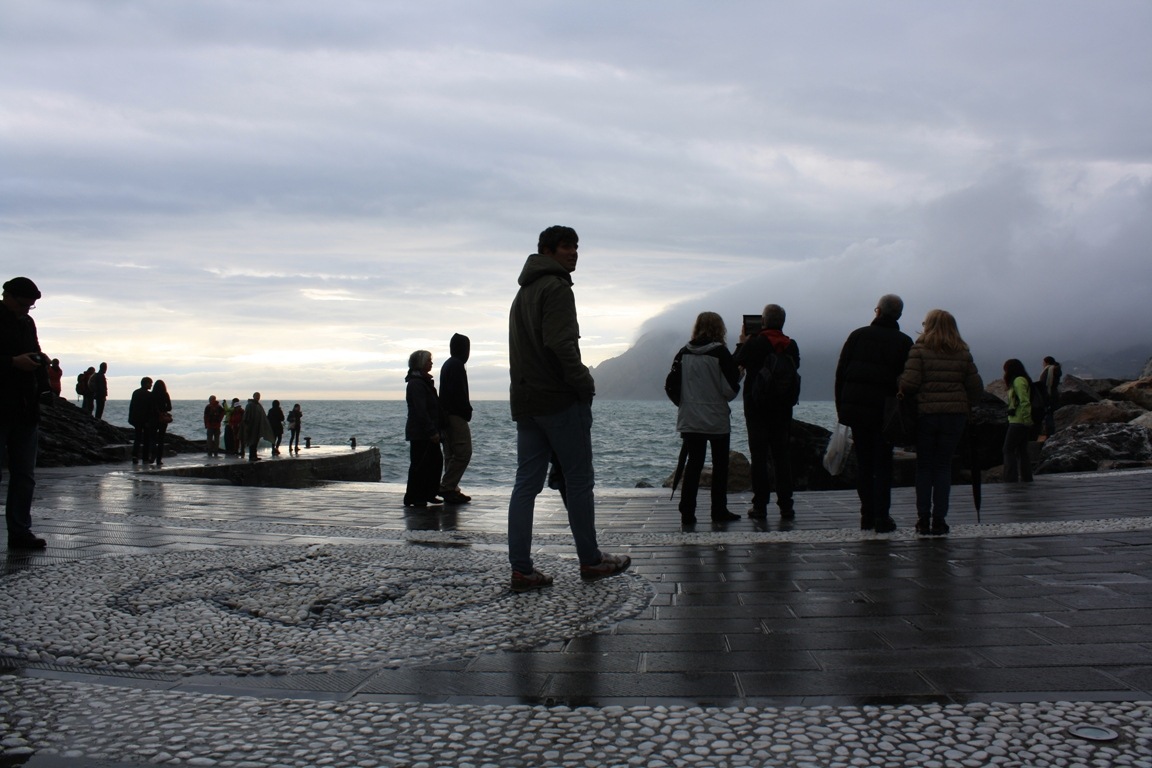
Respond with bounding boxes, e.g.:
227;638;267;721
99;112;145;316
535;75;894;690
128;377;155;464
438;333;474;504
150;380;172;466
204;395;225;457
403;350;444;508
1;276;50;550
88;362;109;420
267;399;285;456
506;225;630;592
734;304;801;522
834;294;913;533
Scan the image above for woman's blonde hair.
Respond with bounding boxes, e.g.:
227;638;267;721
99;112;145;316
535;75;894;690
691;311;726;343
918;309;968;354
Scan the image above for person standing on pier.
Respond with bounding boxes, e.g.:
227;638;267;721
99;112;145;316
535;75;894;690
834;294;913;533
506;225;631;592
1;276;51;550
438;333;474;505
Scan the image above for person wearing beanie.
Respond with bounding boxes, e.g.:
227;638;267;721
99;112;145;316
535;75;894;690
1;276;50;550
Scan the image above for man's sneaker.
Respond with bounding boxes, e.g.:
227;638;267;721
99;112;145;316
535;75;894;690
510;569;553;593
580;553;631;581
443;491;472;504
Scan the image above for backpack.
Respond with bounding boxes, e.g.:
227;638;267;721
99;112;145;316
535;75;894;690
664;349;685;406
75;374;87;395
750;347;801;408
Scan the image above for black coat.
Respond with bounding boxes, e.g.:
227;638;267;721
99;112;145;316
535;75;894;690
405;371;442;441
834;316;913;431
0;303;47;425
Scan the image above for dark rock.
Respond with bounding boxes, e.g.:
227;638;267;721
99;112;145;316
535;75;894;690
1060;375;1110;405
1109;378;1152;410
36;397;199;467
1036;423;1152;474
1055;400;1147;430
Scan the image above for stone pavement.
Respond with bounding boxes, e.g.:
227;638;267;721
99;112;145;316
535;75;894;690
2;452;1151;766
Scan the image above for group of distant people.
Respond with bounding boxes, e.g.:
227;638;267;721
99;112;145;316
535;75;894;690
74;362;110;420
669;292;1065;539
203;395;302;461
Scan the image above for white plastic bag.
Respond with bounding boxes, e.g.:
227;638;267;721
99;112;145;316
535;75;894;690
822;423;852;476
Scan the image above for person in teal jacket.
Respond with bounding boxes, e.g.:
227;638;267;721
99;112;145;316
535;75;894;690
1002;358;1034;483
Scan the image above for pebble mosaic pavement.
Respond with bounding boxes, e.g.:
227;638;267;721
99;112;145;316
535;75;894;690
1;451;1151;767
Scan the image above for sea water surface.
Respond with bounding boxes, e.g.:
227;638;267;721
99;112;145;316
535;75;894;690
102;400;837;489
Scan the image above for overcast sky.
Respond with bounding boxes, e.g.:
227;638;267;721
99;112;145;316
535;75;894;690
3;1;1150;402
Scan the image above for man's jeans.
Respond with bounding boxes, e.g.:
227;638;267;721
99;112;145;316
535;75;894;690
508;401;601;574
1;417;38;539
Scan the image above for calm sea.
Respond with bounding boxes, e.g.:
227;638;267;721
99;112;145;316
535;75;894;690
100;399;837;489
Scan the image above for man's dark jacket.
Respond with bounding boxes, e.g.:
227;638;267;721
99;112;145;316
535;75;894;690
834;316;913;431
439;333;473;422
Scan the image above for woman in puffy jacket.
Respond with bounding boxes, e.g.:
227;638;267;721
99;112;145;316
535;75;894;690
898;309;983;536
1001;359;1034;483
674;312;741;526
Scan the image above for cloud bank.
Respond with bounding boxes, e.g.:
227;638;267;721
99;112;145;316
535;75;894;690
2;1;1149;401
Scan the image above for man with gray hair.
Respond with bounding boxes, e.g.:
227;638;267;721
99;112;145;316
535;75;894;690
734;303;801;522
834;294;913;532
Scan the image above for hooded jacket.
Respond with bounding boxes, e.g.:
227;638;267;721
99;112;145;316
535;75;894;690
508;254;595;420
439;333;473;421
834;316;913;431
675;339;741;435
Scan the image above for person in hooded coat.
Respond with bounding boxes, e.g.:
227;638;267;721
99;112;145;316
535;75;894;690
438;333;474;504
674;311;741;526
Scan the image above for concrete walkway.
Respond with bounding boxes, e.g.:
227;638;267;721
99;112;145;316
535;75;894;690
2;452;1151;766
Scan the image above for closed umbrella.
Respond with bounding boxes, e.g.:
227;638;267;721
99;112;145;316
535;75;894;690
669;441;688;499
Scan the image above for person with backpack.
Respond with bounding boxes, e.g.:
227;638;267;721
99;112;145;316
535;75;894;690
734;303;800;521
1002;359;1035;483
672;311;742;526
834;294;913;533
77;366;95;413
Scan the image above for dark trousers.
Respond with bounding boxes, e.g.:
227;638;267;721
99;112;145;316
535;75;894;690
1;416;38;540
914;413;967;522
679;433;730;518
404;439;443;506
94;397;106;420
851;426;895;523
746;411;794;513
1002;423;1034;482
132;425;152;462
